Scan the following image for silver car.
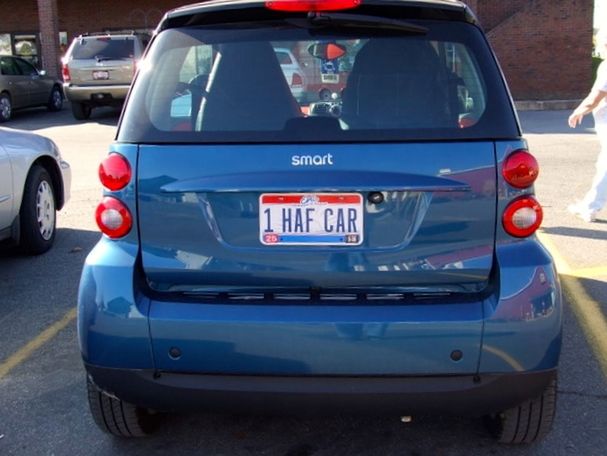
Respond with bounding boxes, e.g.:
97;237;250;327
275;47;306;102
62;33;149;120
0;127;71;254
0;55;64;122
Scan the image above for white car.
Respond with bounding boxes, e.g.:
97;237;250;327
274;47;306;102
0;127;71;254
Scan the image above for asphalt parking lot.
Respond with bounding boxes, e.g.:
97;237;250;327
0;105;606;455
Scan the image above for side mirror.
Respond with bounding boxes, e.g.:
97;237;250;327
308;43;346;61
39;70;46;76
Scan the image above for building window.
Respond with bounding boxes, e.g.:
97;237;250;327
13;34;39;67
0;34;11;55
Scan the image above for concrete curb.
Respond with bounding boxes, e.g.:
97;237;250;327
515;99;581;111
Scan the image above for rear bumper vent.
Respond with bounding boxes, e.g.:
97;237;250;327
176;290;456;304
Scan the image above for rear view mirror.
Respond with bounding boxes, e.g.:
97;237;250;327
308;42;346;60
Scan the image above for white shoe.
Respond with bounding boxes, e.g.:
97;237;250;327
568;203;597;222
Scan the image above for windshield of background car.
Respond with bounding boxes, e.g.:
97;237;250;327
119;19;519;143
71;37;135;60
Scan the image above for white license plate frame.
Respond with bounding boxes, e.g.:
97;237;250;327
259;193;364;246
92;70;109;80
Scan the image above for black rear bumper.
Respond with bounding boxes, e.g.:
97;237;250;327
86;364;557;417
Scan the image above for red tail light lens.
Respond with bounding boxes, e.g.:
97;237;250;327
292;73;303;87
99;154;131;191
95;197;133;238
62;63;71;82
502;150;539;189
266;0;360;12
503;196;543;238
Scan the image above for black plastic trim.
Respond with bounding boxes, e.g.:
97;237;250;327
86;364;557;417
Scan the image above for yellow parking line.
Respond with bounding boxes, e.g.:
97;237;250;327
0;308;76;380
537;233;607;378
569;266;607;279
537;233;572;274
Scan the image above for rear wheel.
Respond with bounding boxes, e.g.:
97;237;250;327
47;86;63;111
71;101;92;120
0;92;12;122
485;377;557;444
19;165;56;255
86;376;160;437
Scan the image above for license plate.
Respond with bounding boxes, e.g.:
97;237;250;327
321;74;339;84
92;70;109;80
260;193;363;246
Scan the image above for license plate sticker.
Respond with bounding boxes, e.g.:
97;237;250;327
92;70;109;80
260;193;363;246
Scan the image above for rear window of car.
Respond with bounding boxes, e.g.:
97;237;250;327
119;19;519;143
0;57;19;76
71;37;135;60
275;50;293;65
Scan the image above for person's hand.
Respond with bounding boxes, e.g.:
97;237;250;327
568;111;584;128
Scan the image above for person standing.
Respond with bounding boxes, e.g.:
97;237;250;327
567;29;607;222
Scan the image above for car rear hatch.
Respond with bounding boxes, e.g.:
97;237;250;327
138;143;496;294
120;3;520;375
68;36;135;85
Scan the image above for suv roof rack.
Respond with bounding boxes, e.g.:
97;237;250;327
77;30;148;38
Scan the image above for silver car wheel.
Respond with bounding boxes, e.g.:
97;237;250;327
0;95;11;121
51;90;62;109
36;180;55;240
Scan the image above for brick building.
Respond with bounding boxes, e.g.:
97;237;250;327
0;0;594;101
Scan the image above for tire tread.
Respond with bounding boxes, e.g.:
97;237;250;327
487;377;557;444
86;377;158;437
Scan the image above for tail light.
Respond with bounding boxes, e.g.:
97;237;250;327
99;154;131;191
266;0;360;12
503;196;543;238
292;73;304;87
95;197;133;238
62;63;71;82
502;149;539;189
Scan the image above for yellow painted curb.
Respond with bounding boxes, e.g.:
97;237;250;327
537;233;607;379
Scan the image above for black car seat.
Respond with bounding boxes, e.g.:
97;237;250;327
198;41;302;131
340;38;456;130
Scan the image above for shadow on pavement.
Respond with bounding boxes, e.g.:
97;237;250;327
5;104;120;131
0;227;100;260
572;277;607;311
541;224;607;241
518;110;596;135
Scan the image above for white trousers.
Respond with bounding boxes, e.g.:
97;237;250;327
581;124;607;214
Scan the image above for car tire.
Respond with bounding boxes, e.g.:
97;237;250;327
19;165;56;255
87;376;160;437
485;376;557;444
71;101;92;120
0;92;12;122
47;86;63;112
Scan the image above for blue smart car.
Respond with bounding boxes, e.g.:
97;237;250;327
78;0;561;443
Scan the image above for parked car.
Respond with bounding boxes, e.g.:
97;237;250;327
0;127;71;254
0;55;64;122
78;0;561;444
275;47;306;102
61;32;149;120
